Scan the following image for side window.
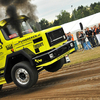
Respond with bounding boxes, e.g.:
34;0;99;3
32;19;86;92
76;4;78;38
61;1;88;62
2;25;18;40
1;29;10;40
21;21;33;34
1;20;34;40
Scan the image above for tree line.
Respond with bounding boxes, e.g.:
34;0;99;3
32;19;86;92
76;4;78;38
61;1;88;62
33;2;100;31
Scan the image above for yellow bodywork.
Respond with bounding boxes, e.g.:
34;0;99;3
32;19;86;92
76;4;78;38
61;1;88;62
0;16;75;85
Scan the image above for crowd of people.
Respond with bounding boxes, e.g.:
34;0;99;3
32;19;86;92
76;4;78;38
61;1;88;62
65;23;100;49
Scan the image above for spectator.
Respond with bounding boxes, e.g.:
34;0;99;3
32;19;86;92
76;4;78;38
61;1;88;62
81;31;85;42
97;26;100;34
85;27;96;47
78;31;85;49
84;28;87;32
69;32;74;41
66;32;72;41
98;23;100;28
90;27;94;32
93;25;98;46
84;28;87;35
93;25;97;34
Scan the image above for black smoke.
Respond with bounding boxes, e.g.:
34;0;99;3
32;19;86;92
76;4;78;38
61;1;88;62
6;5;23;37
0;0;38;21
0;0;13;6
14;0;41;31
0;0;41;34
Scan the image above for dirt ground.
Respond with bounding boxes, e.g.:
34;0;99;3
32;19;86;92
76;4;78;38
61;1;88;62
1;58;100;100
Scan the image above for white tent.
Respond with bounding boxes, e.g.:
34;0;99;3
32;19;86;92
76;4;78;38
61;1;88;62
61;12;100;41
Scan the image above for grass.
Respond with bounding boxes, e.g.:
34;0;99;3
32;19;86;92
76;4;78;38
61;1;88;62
64;46;100;66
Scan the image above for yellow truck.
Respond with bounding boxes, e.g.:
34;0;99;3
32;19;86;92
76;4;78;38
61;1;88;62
0;15;75;90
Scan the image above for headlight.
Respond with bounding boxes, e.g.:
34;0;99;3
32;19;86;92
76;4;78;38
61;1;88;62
49;53;54;59
63;35;66;39
70;43;73;47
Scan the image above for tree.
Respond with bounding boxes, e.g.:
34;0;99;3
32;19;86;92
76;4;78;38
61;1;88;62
56;10;71;25
90;2;97;10
39;18;49;30
82;6;90;17
38;2;100;30
94;5;100;13
53;19;59;26
77;5;83;11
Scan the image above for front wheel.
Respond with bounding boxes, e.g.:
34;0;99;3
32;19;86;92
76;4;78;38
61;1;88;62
11;61;38;89
45;58;64;72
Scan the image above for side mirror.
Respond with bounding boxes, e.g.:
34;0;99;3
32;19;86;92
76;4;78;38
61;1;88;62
0;39;3;45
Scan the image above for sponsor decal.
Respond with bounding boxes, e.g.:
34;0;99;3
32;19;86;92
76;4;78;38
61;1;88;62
0;45;3;49
35;59;42;63
6;44;13;50
33;42;44;49
14;34;41;45
9;33;17;39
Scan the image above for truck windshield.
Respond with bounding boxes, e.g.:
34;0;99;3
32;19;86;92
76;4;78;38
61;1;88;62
2;21;34;40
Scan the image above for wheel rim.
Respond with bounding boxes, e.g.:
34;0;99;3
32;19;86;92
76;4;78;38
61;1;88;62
15;68;30;85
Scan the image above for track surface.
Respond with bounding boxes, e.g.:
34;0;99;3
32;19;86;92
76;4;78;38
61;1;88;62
1;58;100;100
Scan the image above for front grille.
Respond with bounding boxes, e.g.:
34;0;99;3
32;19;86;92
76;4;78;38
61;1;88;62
33;41;75;66
46;28;66;46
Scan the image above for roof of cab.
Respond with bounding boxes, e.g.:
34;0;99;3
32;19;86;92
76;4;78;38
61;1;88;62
0;15;29;27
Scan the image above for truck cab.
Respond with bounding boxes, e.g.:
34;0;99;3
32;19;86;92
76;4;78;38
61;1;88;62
0;15;75;89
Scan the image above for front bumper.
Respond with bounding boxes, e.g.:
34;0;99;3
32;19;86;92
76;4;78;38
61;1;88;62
32;41;75;67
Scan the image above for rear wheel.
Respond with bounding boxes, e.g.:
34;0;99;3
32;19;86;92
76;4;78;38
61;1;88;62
0;85;3;91
45;58;64;72
11;61;38;89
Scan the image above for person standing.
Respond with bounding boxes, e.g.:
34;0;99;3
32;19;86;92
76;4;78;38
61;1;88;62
96;26;100;45
90;27;94;32
69;32;74;41
81;31;85;43
98;23;100;28
93;25;98;46
78;31;85;49
97;26;100;34
85;27;96;47
66;32;72;41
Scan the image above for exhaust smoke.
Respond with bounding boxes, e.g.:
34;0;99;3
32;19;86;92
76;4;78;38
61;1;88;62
6;5;23;37
0;0;13;6
0;0;41;36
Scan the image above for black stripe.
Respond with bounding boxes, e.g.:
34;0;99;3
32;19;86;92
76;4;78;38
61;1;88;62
0;74;4;78
0;68;5;71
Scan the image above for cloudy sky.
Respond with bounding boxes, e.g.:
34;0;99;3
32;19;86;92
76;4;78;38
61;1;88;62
32;0;99;22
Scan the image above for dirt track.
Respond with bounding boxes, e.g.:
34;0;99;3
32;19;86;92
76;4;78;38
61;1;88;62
1;58;100;100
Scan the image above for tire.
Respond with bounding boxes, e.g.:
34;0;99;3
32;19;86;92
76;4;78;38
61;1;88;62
45;58;64;72
0;85;3;91
11;61;38;89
